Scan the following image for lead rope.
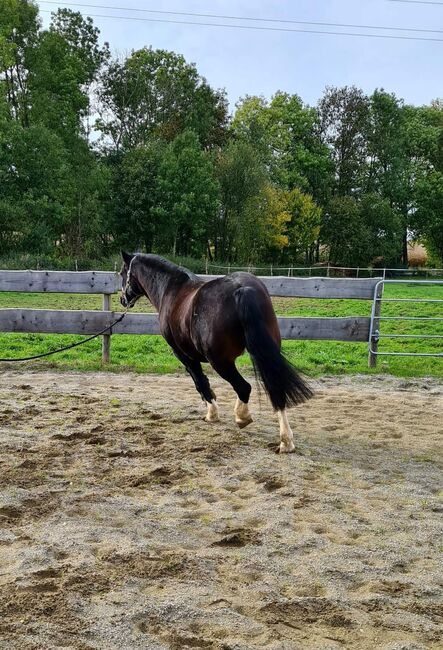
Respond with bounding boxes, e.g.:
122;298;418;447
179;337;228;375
0;311;127;362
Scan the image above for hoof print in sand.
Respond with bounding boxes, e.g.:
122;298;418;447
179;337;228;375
212;528;261;548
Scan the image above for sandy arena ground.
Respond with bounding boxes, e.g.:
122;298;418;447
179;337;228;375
0;370;442;650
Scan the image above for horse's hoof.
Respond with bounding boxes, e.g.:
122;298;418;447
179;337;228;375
236;417;253;429
279;441;296;454
205;416;220;424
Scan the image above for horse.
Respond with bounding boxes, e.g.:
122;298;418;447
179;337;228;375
120;252;313;453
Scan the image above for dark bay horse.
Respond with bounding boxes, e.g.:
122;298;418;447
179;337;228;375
120;252;313;453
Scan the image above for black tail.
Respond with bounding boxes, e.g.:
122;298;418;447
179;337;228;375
234;286;313;410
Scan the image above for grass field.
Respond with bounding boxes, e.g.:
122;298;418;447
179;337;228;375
0;282;442;377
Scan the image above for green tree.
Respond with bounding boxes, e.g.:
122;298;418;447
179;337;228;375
321;196;368;267
318;86;370;196
233;185;291;264
110;141;164;252
232;92;333;204
359;193;403;265
285;188;322;264
97;47;227;151
156;130;219;257
0;120;70;253
231;95;273;162
27;9;107;140
364;91;409;263
60;143;111;258
414;171;443;263
214;139;267;261
0;0;39;126
321;193;403;267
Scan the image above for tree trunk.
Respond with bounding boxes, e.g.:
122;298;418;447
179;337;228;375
402;230;408;267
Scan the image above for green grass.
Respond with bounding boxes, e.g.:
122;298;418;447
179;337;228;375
0;282;442;377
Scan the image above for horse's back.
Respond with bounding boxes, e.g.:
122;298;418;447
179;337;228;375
191;272;278;361
201;271;269;297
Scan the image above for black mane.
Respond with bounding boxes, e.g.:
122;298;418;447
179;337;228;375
136;254;199;283
131;254;200;309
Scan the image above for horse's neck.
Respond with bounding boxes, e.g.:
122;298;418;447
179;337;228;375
136;261;194;310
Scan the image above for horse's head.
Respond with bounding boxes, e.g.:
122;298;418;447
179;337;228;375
120;251;143;308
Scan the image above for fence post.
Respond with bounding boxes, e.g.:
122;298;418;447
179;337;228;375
102;293;111;363
368;282;383;369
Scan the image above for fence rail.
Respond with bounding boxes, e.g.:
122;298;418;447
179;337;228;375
0;270;383;366
205;263;443;279
0;270;119;294
0;270;381;299
0;309;370;343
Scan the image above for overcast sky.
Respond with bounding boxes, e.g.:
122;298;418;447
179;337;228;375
37;0;443;110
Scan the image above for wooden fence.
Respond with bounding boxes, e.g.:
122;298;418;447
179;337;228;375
0;270;381;367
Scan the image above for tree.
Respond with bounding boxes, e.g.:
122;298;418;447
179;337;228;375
285;189;322;264
318;86;370;196
214;139;267;261
231;95;273;162
110;141;164;252
27;9;107;140
364;90;410;263
321;193;403;267
365;91;406;200
266;92;333;202
60;142;111;258
0;0;39;126
97;47;228;151
359;193;403;265
156;130;219;257
233;185;290;264
0;120;70;253
321;196;368;267
414;171;443;263
232;92;333;204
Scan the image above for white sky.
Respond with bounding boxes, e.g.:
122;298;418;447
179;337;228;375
37;0;443;110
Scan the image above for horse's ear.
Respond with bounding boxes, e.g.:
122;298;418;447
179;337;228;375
121;250;133;266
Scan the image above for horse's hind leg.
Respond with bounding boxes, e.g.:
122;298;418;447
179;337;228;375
277;409;295;453
209;360;252;428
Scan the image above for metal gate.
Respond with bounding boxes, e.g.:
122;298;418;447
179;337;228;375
368;279;443;362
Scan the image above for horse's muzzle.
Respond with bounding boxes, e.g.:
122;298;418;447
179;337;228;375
121;292;138;308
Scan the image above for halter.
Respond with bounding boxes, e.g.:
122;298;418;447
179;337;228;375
125;254;137;290
123;255;143;306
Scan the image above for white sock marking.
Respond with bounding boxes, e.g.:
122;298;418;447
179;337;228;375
205;399;220;422
278;409;295;453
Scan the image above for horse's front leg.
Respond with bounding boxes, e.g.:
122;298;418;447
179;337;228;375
187;361;219;423
181;359;220;422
